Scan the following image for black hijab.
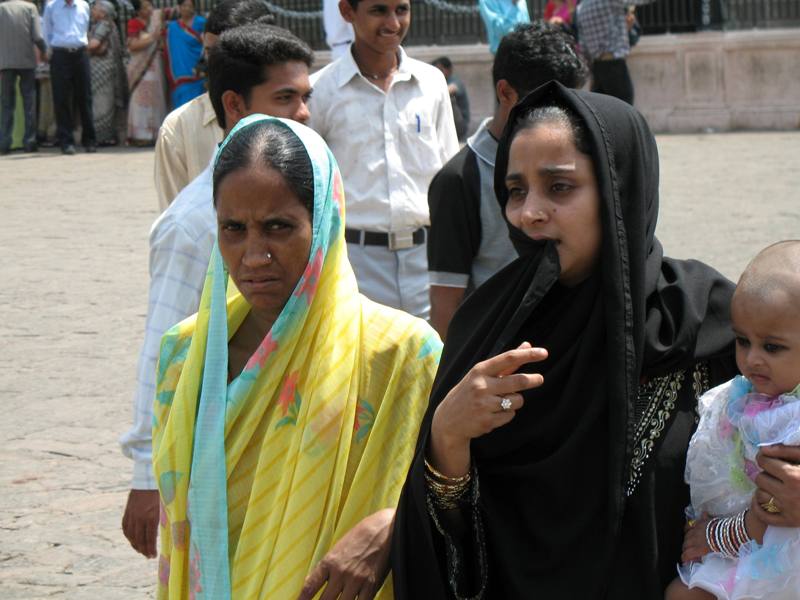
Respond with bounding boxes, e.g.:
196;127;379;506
392;82;735;598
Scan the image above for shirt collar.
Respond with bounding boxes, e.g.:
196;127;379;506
201;93;217;128
467;118;498;167
334;45;412;89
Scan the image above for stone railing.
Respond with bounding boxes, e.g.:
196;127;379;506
314;28;800;133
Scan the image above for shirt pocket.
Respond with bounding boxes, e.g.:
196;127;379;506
397;102;441;180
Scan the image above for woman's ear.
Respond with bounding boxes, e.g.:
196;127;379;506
221;90;247;129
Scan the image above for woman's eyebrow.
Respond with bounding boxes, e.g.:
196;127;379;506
540;163;576;175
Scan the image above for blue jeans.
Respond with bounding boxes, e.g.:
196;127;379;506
0;69;36;151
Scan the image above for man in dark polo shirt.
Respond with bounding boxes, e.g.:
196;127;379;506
43;0;96;154
427;22;588;338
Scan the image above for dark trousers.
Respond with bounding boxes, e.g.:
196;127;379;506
591;58;635;105
0;68;36;150
50;47;96;148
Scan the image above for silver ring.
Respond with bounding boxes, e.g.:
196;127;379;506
500;397;512;411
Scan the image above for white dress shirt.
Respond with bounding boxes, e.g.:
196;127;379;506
119;159;216;489
43;0;89;49
154;92;223;212
308;47;459;232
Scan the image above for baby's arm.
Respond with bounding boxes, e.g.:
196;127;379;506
681;506;766;565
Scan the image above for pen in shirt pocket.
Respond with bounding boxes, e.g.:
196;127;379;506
415;113;421;133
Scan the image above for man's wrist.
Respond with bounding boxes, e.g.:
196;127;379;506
131;460;157;490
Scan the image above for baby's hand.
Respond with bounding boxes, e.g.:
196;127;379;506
681;513;712;564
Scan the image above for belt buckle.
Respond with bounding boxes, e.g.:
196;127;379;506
388;230;414;251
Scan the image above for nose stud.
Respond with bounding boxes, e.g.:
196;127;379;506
265;252;273;264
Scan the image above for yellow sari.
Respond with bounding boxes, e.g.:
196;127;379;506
152;116;442;599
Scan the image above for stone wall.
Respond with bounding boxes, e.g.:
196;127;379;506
316;28;800;133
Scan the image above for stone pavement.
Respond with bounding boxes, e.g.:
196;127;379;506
0;131;799;599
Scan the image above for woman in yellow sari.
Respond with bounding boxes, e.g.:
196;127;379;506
153;114;442;599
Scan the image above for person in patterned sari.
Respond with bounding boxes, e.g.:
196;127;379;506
152;114;442;599
126;0;167;144
88;0;126;145
163;0;205;109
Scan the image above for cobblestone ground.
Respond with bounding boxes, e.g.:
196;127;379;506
1;132;799;599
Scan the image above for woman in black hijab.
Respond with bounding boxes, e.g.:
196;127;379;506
392;81;749;598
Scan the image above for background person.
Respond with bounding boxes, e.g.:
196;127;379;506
432;56;469;141
120;24;315;560
43;0;96;154
477;0;529;54
308;0;458;321
428;22;587;338
0;0;47;154
164;0;206;109
126;0;166;145
87;0;126;146
152;0;275;211
394;82;800;598
544;0;577;29
576;0;654;104
153;114;442;598
323;0;353;59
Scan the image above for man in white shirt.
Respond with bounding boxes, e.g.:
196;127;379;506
152;0;275;211
120;24;313;559
308;0;458;320
42;0;96;154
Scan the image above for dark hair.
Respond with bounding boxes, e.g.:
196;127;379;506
432;56;452;70
493;21;588;96
130;0;150;14
213;120;314;214
512;104;591;156
205;0;275;36
208;25;313;129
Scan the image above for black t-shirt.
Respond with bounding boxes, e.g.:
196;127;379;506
426;144;482;288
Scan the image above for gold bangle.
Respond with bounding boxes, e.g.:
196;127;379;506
425;471;471;510
424;458;470;484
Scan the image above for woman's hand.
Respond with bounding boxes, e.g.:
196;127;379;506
429;342;547;478
298;508;394;600
681;513;712;563
752;444;800;527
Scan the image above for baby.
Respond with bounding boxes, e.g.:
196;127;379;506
667;240;800;600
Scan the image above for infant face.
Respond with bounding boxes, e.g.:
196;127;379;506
731;287;800;397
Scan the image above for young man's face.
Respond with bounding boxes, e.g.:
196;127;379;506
244;61;313;125
340;0;410;54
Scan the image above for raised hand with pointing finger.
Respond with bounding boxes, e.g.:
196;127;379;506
428;342;548;478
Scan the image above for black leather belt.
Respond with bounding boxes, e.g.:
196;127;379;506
53;46;86;53
344;227;426;251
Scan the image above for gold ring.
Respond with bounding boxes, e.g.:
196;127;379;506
761;496;781;514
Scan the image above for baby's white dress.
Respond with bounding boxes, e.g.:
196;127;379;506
679;376;800;599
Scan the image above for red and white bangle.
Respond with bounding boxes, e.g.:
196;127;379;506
705;510;752;559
